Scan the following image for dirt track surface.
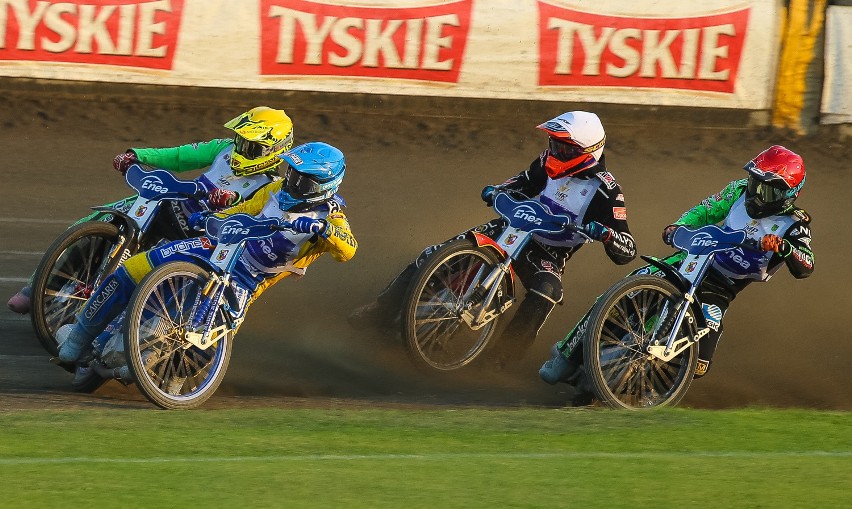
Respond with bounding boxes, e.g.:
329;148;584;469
0;78;849;411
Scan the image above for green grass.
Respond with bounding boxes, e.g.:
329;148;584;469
0;407;849;508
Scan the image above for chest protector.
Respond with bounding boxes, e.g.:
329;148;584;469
238;193;330;278
533;175;599;248
713;195;795;281
180;147;275;216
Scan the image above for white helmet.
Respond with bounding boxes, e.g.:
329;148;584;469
536;111;606;178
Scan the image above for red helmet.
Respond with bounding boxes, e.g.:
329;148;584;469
537;111;606;179
743;145;806;218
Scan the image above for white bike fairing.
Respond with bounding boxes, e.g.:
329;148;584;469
714;195;796;281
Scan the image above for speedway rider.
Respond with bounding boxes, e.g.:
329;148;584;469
540;145;815;401
57;141;357;364
6;106;294;314
348;111;636;365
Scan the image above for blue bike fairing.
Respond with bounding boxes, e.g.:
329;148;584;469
493;193;570;234
671;224;746;255
125;165;202;200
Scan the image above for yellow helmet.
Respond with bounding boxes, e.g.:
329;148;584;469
224;106;294;176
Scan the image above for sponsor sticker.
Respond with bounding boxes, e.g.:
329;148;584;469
613;206;627;220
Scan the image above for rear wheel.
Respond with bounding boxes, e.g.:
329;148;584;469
402;239;509;372
30;221;122;356
583;275;698;409
123;262;232;410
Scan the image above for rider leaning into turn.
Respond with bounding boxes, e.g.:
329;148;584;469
57;141;357;364
348;111;636;365
6;106;294;315
540;144;814;399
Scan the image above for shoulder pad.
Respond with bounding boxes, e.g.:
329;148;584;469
791;208;811;224
595;171;618;190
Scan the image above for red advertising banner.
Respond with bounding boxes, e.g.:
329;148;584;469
538;2;750;93
260;0;473;83
0;0;184;69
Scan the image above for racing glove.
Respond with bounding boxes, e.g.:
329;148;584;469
662;224;678;246
583;221;612;243
113;150;138;175
292;217;326;235
188;211;211;231
481;185;498;207
760;234;790;256
208;188;240;209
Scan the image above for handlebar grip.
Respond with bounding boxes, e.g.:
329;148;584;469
270;223;293;231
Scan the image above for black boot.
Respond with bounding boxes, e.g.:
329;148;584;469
492;294;555;369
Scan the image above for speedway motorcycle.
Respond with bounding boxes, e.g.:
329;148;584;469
580;224;760;409
83;213;290;409
31;164;204;357
401;190;591;372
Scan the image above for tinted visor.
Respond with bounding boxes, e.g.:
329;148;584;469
747;176;786;203
548;138;586;162
284;166;325;198
234;135;284;160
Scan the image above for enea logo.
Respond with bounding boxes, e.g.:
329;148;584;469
537;2;749;93
221;222;250;237
0;0;185;69
691;233;718;248
260;0;473;83
140;176;169;193
512;205;543;226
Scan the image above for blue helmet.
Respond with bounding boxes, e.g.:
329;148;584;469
277;142;345;211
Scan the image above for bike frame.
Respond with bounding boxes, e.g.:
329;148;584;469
460;192;586;329
181;214;288;350
90;165;205;290
645;224;748;361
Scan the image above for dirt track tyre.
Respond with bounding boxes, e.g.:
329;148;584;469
583;275;698;409
30;221;121;356
402;239;508;372
123;262;233;410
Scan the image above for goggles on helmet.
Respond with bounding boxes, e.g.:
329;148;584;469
747;175;787;203
284;165;326;199
548;137;587;162
234;135;288;160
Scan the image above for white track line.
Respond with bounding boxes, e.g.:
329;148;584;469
0;277;29;283
1;451;849;465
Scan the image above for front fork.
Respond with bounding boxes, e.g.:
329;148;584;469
184;273;229;349
646;290;709;362
460;259;513;329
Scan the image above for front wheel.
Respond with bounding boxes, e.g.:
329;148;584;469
583;275;698;409
30;221;122;356
123;262;233;410
402;239;509;372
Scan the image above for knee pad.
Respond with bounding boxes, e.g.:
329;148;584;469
123;251;155;284
526;271;563;304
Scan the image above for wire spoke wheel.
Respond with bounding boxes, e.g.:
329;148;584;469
124;262;232;409
584;275;697;409
31;221;121;356
402;239;508;372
